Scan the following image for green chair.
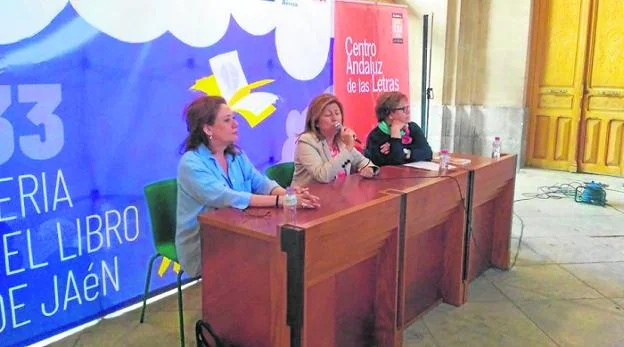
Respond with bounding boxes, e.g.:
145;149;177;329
265;162;294;188
139;179;186;346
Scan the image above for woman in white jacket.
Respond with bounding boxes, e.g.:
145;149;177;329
292;93;378;188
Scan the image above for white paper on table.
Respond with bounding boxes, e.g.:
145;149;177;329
402;161;456;171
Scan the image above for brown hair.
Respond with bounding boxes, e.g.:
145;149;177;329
181;95;238;155
303;93;344;143
375;91;408;122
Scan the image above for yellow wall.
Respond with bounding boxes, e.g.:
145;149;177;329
352;0;534;159
359;0;532;111
440;0;532;107
474;0;531;106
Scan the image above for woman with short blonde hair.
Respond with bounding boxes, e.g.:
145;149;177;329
292;93;378;187
365;91;432;166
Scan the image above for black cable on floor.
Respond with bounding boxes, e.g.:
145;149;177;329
512;180;624;266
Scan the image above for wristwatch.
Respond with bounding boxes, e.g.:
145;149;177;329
403;148;411;159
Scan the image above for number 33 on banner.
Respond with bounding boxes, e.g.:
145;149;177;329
0;84;64;165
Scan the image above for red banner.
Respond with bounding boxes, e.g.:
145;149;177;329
334;0;410;141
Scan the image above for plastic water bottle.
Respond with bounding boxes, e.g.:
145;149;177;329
283;187;297;225
491;137;501;159
439;149;449;174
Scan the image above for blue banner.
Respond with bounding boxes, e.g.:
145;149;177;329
0;1;332;345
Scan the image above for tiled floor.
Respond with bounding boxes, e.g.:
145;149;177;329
46;168;624;346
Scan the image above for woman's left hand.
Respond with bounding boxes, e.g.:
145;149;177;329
293;186;321;208
359;166;376;178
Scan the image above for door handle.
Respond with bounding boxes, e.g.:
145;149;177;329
545;88;571;95
596;90;622;97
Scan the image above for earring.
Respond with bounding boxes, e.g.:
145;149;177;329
208;134;213;140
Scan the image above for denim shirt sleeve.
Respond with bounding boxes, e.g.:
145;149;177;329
178;153;253;210
239;152;280;195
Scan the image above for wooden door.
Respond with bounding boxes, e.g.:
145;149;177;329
579;0;624;175
526;0;591;172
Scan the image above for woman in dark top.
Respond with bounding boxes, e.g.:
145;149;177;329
365;91;433;166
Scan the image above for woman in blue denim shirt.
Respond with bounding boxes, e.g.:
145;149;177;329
176;95;320;276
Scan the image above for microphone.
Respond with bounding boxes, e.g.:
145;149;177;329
335;122;362;144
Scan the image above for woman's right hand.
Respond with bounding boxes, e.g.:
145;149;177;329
390;119;407;138
340;127;356;148
379;142;390;155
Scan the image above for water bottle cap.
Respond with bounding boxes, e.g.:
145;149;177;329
441;149;449;154
495;136;500;141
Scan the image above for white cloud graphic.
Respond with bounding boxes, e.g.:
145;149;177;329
275;2;332;81
1;1;332;80
0;0;68;44
230;1;332;80
281;107;306;163
70;0;169;43
281;85;334;163
230;1;280;36
286;108;307;138
167;0;231;47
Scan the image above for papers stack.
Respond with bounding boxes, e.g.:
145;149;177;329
403;161;456;171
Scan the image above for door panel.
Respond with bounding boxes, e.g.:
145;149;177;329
582;118;601;163
579;0;624;175
527;0;590;171
606;120;623;166
533;115;550;159
555;117;571;161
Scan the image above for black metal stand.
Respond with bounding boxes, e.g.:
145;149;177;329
280;225;306;347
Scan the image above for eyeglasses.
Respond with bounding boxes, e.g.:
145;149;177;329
393;106;410;113
243;209;272;218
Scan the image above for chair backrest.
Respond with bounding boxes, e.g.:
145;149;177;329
265;162;294;188
144;179;178;258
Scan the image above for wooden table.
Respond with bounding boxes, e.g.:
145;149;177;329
383;166;468;328
199;178;403;347
197;154;516;346
454;154;518;285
